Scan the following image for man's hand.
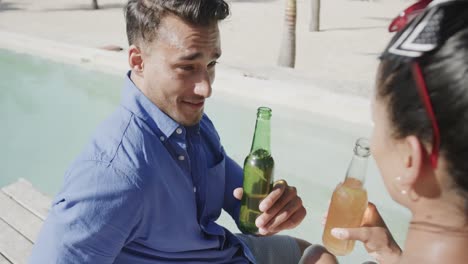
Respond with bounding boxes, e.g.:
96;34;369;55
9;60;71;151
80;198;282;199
233;180;306;235
330;202;402;264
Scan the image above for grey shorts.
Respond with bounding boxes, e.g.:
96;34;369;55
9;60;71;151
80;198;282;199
236;234;302;264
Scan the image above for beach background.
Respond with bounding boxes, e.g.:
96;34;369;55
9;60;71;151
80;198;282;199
0;0;414;263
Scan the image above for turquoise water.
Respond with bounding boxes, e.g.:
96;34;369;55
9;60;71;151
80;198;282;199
0;49;409;263
1;49;122;195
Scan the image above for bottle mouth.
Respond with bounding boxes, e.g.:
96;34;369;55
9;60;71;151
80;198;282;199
354;138;371;157
257;106;272;118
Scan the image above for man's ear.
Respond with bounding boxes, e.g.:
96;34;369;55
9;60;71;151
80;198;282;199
129;45;144;77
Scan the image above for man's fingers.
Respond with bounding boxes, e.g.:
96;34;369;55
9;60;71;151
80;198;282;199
233;188;243;201
262;196;303;230
255;185;295;228
263;207;306;234
258;180;287;212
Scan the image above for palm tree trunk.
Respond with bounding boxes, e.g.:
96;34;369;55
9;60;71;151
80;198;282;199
278;0;297;68
92;0;99;10
310;0;320;32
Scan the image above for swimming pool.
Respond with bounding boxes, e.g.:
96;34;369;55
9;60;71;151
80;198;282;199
0;49;410;262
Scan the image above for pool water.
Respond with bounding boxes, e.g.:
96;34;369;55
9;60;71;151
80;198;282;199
1;49;122;194
0;49;410;263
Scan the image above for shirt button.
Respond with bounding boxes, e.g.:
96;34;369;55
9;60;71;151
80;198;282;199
176;128;183;135
178;155;185;161
193;187;197;193
159;136;165;141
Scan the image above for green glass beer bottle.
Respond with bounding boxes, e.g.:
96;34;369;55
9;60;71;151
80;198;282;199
239;107;275;234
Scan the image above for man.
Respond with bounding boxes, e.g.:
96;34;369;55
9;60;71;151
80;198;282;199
30;1;336;263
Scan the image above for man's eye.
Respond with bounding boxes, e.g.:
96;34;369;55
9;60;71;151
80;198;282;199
208;61;218;68
179;65;195;71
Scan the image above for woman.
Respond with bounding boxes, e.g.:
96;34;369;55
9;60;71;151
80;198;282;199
322;1;468;263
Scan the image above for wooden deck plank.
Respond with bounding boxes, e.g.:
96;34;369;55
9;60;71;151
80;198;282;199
1;178;51;220
0;192;43;243
0;218;33;264
0;253;12;264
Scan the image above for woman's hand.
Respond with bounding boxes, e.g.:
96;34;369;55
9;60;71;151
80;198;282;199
330;202;402;264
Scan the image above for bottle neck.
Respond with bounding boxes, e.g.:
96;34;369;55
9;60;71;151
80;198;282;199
345;154;369;184
345;138;371;184
250;117;271;155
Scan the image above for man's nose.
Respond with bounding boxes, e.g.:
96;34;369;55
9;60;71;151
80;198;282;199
194;71;212;98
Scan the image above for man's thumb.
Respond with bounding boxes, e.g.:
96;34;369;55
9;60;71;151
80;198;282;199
233;188;243;200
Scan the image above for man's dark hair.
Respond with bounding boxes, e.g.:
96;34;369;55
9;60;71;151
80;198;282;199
124;0;229;46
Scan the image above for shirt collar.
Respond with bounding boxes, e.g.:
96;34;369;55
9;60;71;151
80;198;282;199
121;71;180;138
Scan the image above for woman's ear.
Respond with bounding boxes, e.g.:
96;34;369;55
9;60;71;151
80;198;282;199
129;45;144;77
401;135;442;199
398;136;424;191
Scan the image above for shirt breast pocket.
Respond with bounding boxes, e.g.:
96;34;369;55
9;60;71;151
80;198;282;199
201;153;226;231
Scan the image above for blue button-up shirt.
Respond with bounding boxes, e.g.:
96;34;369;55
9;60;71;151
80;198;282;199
29;72;255;264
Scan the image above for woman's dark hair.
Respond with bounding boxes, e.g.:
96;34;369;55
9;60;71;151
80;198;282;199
124;0;230;46
377;14;468;208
